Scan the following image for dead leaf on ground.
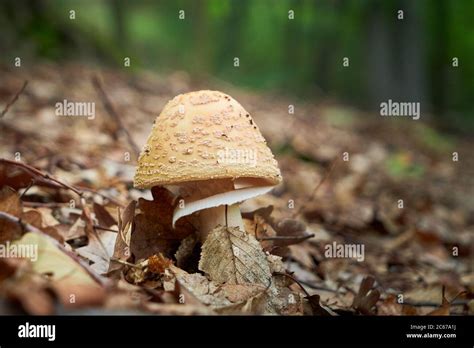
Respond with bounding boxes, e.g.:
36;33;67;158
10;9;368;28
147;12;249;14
131;187;195;260
427;287;451;316
0;186;23;243
199;226;271;286
9;232;106;310
108;200;135;275
352;276;381;315
306;294;333;316
93;202;117;228
76;229;117;275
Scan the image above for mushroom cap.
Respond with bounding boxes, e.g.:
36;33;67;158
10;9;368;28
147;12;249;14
134;90;282;189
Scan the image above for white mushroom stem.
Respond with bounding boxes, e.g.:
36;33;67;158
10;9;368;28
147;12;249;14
198;204;244;241
172;184;275;242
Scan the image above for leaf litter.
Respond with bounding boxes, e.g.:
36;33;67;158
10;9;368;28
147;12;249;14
0;64;472;315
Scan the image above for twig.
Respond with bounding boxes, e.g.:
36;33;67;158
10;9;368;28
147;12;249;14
292;156;339;218
23;201;69;208
297;279;342;294
0;211;107;286
91;75;141;156
19;179;35;199
110;257;141;268
0;158;124;207
257;234;314;242
94;225;118;233
0;80;28;118
0;158;82;196
273;271;312;298
76;185;125;208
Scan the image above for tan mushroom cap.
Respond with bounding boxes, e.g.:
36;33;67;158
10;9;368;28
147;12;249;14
134;90;282;189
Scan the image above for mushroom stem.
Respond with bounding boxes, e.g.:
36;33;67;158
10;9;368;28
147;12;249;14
198;203;244;242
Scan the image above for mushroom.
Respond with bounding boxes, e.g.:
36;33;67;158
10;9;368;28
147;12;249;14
134;90;282;242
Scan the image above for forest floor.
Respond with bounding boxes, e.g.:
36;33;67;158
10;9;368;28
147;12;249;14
0;63;472;315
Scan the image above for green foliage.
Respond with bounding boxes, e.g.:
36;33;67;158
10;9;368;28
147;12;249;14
385;152;425;179
414;124;456;153
1;0;472;129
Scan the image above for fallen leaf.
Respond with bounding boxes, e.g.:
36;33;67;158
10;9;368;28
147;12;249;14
306;294;333;316
11;232;105;309
93;202;117;228
0;186;22;216
22;210;63;242
0;187;24;244
427;287;451;316
108;201;135;275
148;253;173;274
352;276;381;315
131;187;194;260
76;229;117;274
199;226;272;286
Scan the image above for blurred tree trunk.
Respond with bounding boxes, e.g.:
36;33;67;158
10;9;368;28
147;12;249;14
399;0;425;105
215;0;249;74
431;0;448;116
193;0;212;75
367;2;396;105
110;0;127;49
284;0;301;90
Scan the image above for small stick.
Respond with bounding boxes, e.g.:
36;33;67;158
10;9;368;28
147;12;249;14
0;158;124;207
0;80;28;118
23;201;69;208
0;158;82;196
292;156;339;218
93;225;118;233
256;234;314;242
110;257;141;268
19;179;35;199
91;76;141;156
297;279;342;294
273;271;312;298
76;185;125;207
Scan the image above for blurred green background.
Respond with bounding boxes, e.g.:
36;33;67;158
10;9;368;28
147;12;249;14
0;0;472;132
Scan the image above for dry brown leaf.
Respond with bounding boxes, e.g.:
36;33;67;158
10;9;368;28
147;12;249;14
0;186;22;216
76;229;117;274
131;187;194;260
22;210;63;242
352;276;381;315
306;294;333;316
0;187;23;243
148;253;173;274
144;302;214;315
10;232;105;310
168;265;269;314
0;162;63;192
108;201;135;275
199;226;271;286
427;287;451;316
377;294;404;315
93;202;117;228
1;268;56;315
